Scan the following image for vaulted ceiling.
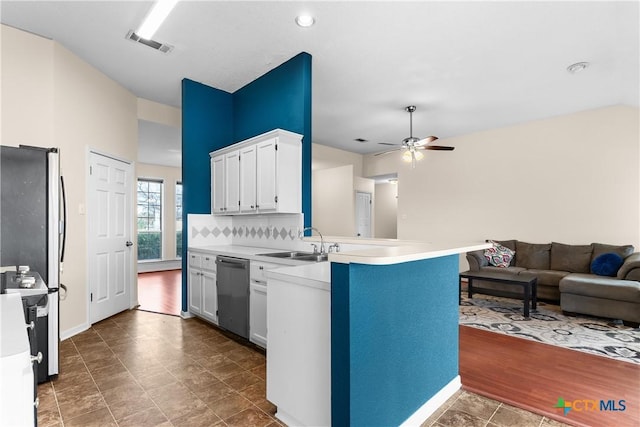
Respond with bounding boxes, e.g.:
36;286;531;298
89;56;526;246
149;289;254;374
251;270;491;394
2;1;638;167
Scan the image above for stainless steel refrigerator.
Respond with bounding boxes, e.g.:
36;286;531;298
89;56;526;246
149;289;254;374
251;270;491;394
0;145;65;383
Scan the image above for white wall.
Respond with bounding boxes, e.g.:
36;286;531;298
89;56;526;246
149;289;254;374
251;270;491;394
136;163;182;263
2;24;139;336
375;182;398;238
364;105;640;267
312;165;355;236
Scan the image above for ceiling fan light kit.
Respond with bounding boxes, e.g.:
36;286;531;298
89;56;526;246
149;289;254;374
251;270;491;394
374;105;454;168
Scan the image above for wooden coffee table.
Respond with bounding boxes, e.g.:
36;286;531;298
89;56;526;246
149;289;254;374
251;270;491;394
459;270;538;317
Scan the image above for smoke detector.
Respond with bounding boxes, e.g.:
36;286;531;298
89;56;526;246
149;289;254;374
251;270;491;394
567;62;589;74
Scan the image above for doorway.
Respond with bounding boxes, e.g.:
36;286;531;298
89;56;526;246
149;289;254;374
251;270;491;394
87;151;134;324
355;191;372;238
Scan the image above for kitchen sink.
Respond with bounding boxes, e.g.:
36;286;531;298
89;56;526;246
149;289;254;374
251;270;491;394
258;251;328;262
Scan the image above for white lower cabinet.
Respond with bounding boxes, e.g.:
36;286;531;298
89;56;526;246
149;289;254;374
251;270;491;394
249;283;267;347
249;261;281;348
188;251;218;324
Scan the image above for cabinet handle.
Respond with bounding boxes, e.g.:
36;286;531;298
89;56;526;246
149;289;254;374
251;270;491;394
256;204;259;209
259;266;264;270
205;257;209;261
31;352;43;364
251;205;254;209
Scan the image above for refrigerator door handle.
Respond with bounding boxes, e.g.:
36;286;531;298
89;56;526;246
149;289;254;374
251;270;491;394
60;175;67;263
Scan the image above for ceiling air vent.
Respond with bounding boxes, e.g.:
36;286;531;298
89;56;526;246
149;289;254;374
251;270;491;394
126;30;173;53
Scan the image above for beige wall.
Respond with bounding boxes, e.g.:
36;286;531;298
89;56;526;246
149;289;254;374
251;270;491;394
137;163;182;261
2;25;138;336
364;105;640;267
375;182;398;238
312;143;364;176
137;98;181;127
312;165;355;236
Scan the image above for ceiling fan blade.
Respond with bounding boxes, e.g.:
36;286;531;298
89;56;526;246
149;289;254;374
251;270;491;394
421;145;455;151
374;148;401;156
415;136;439;146
378;142;399;146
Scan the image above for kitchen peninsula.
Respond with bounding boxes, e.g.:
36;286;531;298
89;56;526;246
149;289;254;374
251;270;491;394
266;238;490;427
186;211;487;426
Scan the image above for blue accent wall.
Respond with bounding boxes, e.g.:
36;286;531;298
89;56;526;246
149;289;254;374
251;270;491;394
181;79;233;311
180;53;312;311
331;256;460;426
233;52;312;228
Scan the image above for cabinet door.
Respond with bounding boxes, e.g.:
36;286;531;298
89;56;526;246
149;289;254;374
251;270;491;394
256;138;278;211
211;155;226;214
202;270;218;324
224;150;240;213
239;144;257;213
250;283;267;348
188;268;202;315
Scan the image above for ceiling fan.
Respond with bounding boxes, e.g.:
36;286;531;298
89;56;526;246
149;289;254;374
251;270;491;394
375;106;454;168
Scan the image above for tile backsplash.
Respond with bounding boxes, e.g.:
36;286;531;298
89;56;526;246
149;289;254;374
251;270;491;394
188;213;304;250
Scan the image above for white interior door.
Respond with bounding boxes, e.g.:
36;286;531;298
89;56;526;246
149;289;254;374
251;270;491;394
355;191;372;238
88;152;133;324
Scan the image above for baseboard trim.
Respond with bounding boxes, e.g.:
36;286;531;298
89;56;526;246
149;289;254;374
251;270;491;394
60;322;90;341
400;375;462;427
181;310;194;319
138;260;181;273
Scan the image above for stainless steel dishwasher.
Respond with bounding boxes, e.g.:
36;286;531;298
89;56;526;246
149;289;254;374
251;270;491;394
216;256;250;339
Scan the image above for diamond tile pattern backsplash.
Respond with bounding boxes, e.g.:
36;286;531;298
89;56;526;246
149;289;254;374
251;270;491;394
188;213;303;249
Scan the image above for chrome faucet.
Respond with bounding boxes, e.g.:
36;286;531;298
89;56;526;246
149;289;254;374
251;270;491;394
300;226;325;254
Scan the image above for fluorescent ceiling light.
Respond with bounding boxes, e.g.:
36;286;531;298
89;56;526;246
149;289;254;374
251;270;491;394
137;0;179;40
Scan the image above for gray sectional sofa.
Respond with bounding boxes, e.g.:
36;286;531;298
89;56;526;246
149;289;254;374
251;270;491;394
465;240;640;326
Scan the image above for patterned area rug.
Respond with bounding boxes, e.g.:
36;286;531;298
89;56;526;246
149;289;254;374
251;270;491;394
459;295;640;364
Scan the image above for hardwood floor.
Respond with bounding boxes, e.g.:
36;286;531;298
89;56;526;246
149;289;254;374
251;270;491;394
137;270;182;316
460;325;640;427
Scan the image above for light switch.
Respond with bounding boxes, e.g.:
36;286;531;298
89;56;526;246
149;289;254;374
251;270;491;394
78;203;86;215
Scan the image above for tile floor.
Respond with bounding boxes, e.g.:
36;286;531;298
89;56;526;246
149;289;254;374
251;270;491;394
38;309;570;427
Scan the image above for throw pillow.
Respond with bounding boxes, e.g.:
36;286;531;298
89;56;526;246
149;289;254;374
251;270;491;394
591;253;624;277
484;240;515;267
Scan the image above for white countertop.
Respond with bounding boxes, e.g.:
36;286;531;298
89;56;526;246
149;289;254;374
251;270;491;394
187;245;317;266
0;293;31;358
267;262;331;291
189;240;491;267
328;241;491;265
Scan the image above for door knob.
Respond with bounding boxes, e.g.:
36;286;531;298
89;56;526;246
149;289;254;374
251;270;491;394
125;241;133;247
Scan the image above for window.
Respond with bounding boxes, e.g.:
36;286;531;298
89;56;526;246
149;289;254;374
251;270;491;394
176;182;183;258
137;179;163;260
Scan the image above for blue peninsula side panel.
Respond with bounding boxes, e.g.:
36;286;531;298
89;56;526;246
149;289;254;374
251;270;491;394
331;255;460;427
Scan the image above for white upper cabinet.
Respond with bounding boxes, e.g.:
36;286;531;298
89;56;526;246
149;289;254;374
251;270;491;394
211;155;225;214
210;129;302;215
224;150;240;213
239;144;257;212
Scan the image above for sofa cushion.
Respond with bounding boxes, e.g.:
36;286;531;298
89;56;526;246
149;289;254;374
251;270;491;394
591;253;624;277
550;242;593;273
484;241;515;267
591;243;634;261
560;274;640;303
520;269;570;287
515;242;551;270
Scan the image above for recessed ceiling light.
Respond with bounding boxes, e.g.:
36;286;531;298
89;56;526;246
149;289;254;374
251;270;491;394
295;14;315;28
567;62;590;74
